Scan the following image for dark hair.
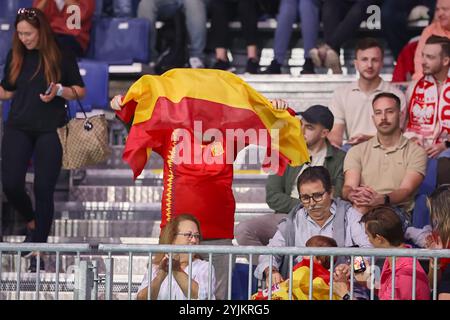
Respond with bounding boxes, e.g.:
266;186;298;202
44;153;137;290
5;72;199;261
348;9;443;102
305;235;337;269
360;206;404;246
372;92;401;110
10;8;61;85
425;35;450;57
297;166;332;194
355;37;384;57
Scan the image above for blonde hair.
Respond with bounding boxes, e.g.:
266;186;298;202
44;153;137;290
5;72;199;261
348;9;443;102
427;185;450;247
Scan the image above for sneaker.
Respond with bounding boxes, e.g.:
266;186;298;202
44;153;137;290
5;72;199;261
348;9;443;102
28;255;45;273
245;58;259;74
262;59;282;74
189;57;205;69
324;48;342;74
213;59;232;71
300;58;315;74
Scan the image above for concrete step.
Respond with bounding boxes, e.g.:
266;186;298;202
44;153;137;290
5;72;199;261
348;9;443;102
67;185;267;203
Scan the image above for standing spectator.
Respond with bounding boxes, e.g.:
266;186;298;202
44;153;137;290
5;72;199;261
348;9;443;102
309;0;380;74
138;0;209;68
210;0;260;73
406;35;450;158
427;184;450;300
136;214;216;300
235;104;345;264
327;38;406;149
254;166;371;284
414;0;450;79
263;0;320;74
382;0;436;61
342;92;427;226
33;0;95;57
109;71;307;300
0;8;85;272
333;206;430;300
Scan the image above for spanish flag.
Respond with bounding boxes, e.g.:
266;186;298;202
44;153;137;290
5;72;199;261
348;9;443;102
252;259;341;300
116;68;309;179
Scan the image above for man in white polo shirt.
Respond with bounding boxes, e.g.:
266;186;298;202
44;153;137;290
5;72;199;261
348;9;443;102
328;38;406;149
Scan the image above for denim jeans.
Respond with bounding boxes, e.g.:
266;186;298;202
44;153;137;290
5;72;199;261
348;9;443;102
273;0;320;63
138;0;208;61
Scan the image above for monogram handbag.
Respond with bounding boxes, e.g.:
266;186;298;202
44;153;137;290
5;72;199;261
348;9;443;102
57;88;111;169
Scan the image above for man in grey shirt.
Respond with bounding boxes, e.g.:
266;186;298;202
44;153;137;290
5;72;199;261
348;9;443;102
254;166;371;285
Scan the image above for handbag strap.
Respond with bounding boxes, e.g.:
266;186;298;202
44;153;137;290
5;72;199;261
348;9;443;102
70;86;88;119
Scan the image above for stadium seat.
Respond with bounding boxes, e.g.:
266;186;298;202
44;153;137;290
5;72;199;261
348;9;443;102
0;19;14;66
89;17;150;64
412;158;438;228
67;59;109;114
0;0;33;19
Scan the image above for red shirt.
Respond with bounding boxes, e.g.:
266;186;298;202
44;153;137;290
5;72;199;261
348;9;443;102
378;251;430;300
155;131;236;240
33;0;95;51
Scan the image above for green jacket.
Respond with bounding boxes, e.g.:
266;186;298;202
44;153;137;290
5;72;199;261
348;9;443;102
265;140;345;213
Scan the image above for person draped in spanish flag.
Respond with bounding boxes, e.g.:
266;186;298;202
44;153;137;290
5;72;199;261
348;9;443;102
110;68;309;300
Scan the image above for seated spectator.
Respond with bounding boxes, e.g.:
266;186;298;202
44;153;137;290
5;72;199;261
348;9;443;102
210;0;260;73
263;0;319;74
327;38;406;149
333;206;430;300
342;92;427;229
254;166;371;285
414;0;450;79
426;184;450;300
405;35;450;158
382;0;435;62
235;105;345;264
137;0;209;68
309;0;381;74
136;214;216;300
33;0;95;57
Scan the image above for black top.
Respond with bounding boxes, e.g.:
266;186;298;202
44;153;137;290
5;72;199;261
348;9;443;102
1;46;84;132
438;265;450;295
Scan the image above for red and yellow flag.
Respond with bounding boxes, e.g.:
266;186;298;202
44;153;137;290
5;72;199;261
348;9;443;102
252;259;341;300
116;68;309;178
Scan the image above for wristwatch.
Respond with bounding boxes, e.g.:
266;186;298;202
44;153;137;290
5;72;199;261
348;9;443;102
384;194;391;205
445;140;450;148
56;83;64;97
342;293;351;300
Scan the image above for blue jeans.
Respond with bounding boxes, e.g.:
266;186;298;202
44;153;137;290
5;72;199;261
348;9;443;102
437;147;450;159
183;0;209;59
137;0;208;61
273;0;320;63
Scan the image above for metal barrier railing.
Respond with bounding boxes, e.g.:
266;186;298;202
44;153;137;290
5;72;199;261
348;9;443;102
1;243;449;300
0;243;91;300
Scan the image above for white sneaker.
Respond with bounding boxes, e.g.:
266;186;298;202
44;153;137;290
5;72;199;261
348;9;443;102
189;57;205;69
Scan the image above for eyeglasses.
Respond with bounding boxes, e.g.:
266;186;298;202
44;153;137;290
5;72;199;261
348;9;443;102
299;191;327;204
176;232;201;240
17;8;38;20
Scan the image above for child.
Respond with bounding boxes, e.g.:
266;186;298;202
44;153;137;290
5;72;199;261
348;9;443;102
334;206;430;300
252;235;340;300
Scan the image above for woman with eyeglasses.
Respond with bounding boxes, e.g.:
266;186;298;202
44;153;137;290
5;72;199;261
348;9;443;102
427;185;450;300
136;214;216;300
0;8;85;272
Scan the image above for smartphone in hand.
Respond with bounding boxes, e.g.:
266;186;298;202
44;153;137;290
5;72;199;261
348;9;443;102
44;83;54;95
353;256;367;274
